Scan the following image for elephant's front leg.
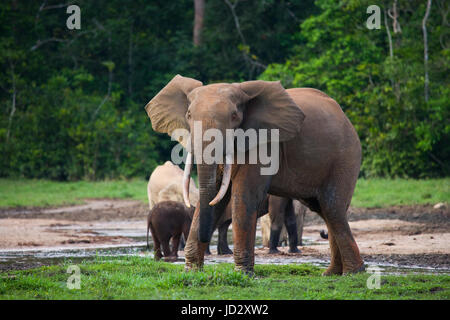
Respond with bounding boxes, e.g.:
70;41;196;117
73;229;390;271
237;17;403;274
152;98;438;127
284;202;300;253
268;200;285;254
231;165;272;273
268;222;283;254
184;206;209;271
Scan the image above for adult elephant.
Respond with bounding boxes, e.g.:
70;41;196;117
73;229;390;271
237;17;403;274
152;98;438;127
260;196;306;252
145;75;364;275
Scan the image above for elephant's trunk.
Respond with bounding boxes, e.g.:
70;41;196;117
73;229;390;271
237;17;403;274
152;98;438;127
197;162;217;243
190;120;232;243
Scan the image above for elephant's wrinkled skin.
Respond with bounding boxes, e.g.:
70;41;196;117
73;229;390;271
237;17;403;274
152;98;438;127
145;75;364;275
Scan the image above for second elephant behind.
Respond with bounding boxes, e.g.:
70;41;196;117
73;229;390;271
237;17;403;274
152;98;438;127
260;198;307;250
147;161;199;209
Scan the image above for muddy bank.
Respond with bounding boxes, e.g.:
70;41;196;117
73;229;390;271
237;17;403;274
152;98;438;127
0;199;449;271
0;219;139;248
2;244;449;273
0;199;148;221
304;204;450;231
0;200;148;250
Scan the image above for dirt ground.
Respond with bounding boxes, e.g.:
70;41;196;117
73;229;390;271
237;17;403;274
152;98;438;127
0;200;145;248
0;199;448;269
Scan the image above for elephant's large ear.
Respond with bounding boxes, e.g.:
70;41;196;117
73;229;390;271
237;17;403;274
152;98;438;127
237;80;305;142
145;75;202;147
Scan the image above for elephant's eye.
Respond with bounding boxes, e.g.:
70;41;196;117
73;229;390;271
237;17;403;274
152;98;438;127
231;111;238;121
186;111;191;120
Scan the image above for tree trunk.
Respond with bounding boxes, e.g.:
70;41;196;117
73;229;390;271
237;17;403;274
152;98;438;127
6;63;17;143
384;7;398;98
128;25;133;96
388;0;402;34
422;0;432;103
193;0;205;46
384;8;394;59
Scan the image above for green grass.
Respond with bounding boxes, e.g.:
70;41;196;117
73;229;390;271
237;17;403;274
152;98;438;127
0;257;448;299
352;178;450;208
0;178;148;207
0;178;448;209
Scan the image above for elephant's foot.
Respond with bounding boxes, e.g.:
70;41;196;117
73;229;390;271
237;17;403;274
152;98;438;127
184;241;208;271
218;247;233;255
322;260;364;276
184;256;204;271
234;265;254;276
163;256;178;263
154;253;163;261
184;263;203;272
343;262;366;275
268;248;280;254
322;263;343;276
288;246;301;254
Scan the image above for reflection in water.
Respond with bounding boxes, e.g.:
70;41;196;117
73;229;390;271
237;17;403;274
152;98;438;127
0;225;448;275
1;242;449;275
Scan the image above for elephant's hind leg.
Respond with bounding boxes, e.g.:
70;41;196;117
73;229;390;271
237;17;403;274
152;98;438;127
171;233;182;258
325;216;364;275
284;200;300;253
322;229;343;275
149;223;163;261
161;235;173;260
268;224;283;254
320;182;364;275
268;197;285;254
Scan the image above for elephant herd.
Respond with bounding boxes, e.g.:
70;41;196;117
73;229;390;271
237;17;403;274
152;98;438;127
146;161;317;259
144;75;364;276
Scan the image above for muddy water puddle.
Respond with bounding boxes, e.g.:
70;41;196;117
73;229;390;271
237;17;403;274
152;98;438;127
2;200;449;275
0;244;145;270
0;217;448;275
1;238;448;275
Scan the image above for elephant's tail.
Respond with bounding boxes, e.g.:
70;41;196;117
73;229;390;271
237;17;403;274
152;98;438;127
319;229;328;239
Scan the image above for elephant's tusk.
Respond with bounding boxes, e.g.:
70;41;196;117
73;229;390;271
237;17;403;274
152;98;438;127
209;154;233;206
183;152;193;208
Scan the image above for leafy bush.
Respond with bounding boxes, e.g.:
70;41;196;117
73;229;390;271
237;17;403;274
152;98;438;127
0;0;447;179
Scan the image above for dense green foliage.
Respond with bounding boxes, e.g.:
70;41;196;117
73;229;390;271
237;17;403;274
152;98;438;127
261;0;449;178
0;178;448;208
1;257;449;299
0;0;448;180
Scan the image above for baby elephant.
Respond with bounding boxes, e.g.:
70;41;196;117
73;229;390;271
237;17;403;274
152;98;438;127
147;201;193;261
